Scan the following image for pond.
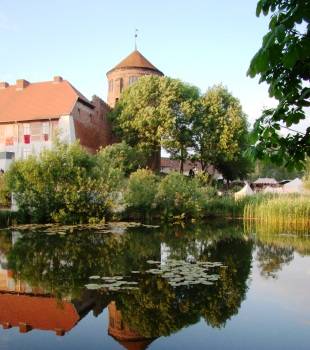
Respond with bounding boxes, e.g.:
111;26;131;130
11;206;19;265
0;221;309;350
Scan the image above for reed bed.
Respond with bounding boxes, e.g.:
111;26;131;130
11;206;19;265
244;194;310;232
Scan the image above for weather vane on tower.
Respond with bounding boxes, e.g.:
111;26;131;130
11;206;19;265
134;28;138;50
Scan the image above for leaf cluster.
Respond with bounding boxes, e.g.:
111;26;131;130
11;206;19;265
248;0;310;168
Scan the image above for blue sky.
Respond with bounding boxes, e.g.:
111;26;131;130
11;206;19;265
0;0;281;127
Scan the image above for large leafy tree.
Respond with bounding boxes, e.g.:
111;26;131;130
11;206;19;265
109;75;200;172
192;85;249;173
247;0;310;169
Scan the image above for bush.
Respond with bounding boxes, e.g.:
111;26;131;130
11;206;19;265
124;169;159;217
155;172;206;220
5;141;122;224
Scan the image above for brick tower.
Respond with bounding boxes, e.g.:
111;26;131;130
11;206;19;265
106;50;163;107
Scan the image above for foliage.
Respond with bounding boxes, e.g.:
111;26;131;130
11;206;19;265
0;174;10;207
250;158;305;181
204;193;269;218
155;172;206;220
110;75;201;172
247;0;310;169
192;85;249;173
303;158;310;189
96;141;147;176
0;210;18;227
124;169;159;216
215;133;254;182
5;141;122;224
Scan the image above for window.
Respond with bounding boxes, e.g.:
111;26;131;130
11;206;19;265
42;122;49;141
23;123;30;144
23;148;31;159
128;76;138;85
116;78;123;93
109;80;113;92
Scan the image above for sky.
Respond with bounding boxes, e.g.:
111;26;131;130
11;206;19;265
0;0;306;131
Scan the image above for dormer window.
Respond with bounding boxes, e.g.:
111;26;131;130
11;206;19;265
23;123;30;144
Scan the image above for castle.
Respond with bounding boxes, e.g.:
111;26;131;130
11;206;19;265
0;49;163;170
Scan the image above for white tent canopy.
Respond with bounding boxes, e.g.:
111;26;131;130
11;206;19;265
282;178;306;194
234;183;254;200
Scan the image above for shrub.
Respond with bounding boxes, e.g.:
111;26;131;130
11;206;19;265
124;169;159;217
155;172;206;220
5;141;122;224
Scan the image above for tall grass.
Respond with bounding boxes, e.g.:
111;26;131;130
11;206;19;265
244;194;310;231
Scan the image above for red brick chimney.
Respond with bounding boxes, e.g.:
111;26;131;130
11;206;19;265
16;79;30;90
19;322;32;333
0;82;9;89
53;76;63;83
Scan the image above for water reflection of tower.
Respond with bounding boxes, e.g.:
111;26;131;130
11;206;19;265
108;301;155;350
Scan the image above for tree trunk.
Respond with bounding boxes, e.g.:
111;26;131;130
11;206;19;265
179;148;184;174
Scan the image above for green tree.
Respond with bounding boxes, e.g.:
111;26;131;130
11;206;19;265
192;85;248;173
250;158;304;181
215;133;254;182
109;75;200;172
247;0;310;169
96;141;147;176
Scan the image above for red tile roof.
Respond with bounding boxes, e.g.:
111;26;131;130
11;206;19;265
160;157;202;172
0;77;93;123
108;50;163;75
0;293;80;333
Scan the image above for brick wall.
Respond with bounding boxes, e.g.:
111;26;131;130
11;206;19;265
72;98;112;153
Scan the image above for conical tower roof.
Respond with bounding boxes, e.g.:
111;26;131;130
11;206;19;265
107;50;163;75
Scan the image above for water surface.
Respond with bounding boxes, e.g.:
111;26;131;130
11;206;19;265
0;222;309;349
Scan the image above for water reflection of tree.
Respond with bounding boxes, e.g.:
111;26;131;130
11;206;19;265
115;234;253;336
256;242;294;279
5;224;253;337
7;229;161;298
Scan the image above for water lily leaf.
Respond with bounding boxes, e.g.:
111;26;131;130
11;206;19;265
85;284;101;290
146;260;161;264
